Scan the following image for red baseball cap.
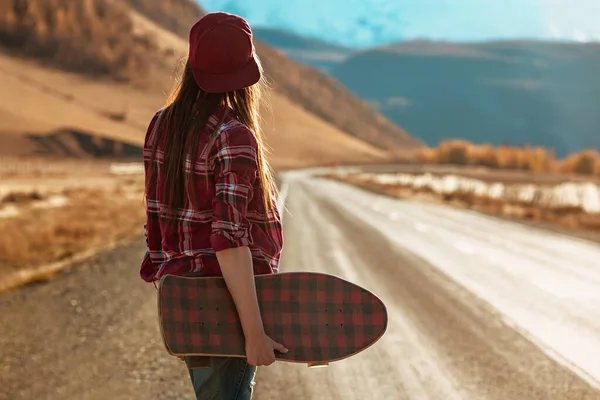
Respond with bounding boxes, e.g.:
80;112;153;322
188;12;261;93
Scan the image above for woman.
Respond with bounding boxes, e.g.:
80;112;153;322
140;11;287;400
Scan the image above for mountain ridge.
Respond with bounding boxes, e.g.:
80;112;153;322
331;40;600;156
252;27;600;156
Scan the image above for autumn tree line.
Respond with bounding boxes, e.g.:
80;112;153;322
0;0;156;81
415;139;600;176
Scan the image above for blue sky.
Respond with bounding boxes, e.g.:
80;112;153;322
197;0;600;48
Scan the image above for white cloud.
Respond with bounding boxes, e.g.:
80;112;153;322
572;29;589;43
536;0;600;42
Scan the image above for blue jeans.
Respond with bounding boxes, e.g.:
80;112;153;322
186;357;257;400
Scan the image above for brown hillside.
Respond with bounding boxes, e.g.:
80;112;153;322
123;0;204;37
0;0;156;81
0;31;385;168
121;0;422;151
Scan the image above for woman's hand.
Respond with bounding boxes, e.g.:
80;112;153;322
245;332;288;366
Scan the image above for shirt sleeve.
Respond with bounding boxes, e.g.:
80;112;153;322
140;111;163;282
209;123;258;252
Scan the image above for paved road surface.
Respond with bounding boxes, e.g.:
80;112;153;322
2;170;600;400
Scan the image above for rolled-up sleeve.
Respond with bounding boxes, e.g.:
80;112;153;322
209;124;258;252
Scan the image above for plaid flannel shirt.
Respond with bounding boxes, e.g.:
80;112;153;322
140;107;283;282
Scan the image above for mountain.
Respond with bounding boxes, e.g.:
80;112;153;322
121;0;422;151
252;27;353;72
330;40;600;157
0;0;420;168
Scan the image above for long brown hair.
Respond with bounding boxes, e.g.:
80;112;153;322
145;56;278;219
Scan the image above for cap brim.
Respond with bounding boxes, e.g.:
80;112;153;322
191;57;261;93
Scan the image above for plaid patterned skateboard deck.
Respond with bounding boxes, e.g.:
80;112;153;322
157;272;388;366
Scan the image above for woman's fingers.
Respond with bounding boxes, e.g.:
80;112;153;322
272;341;288;354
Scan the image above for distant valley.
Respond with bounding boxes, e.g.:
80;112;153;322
256;29;600;157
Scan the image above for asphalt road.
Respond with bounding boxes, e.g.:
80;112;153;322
2;170;600;400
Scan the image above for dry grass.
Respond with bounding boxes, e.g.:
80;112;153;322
2;190;44;203
415;140;600;176
0;0;158;82
0;182;145;275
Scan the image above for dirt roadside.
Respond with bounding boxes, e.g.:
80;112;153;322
328;171;600;244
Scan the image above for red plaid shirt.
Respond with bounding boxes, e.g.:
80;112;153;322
140;107;283;282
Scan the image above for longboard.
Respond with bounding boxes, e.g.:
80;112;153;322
157;272;388;368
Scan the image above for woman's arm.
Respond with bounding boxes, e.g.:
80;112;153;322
216;246;287;366
216;247;265;339
209;124;287;366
